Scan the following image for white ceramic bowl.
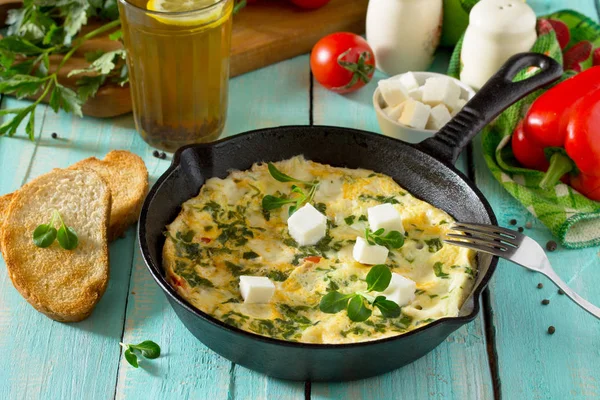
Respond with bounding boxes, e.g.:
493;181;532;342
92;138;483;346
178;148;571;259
373;72;476;144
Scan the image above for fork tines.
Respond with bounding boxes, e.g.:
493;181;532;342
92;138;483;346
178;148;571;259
443;222;521;254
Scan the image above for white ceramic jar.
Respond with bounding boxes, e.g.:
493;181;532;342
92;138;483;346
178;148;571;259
366;0;443;76
460;0;537;90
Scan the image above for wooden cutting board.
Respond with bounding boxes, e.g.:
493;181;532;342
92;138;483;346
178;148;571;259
0;0;368;117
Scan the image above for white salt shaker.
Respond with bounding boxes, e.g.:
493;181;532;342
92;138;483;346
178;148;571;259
366;0;443;76
460;0;537;90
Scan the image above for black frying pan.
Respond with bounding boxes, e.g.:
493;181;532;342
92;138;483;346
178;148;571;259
138;53;562;381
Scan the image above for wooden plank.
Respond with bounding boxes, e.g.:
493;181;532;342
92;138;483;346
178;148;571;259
311;50;494;400
473;2;600;399
114;55;310;399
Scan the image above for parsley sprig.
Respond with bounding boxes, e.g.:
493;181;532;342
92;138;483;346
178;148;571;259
33;210;78;250
365;227;405;250
0;1;125;140
319;265;401;322
120;340;161;368
262;163;319;215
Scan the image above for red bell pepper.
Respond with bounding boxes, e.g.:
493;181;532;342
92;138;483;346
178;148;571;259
511;66;600;201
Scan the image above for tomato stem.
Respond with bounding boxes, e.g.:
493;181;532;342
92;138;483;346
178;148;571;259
336;49;374;90
539;152;574;189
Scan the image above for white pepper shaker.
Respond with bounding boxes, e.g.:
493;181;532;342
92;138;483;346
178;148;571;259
460;0;537;90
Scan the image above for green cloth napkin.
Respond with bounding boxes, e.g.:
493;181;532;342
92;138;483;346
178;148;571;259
448;10;600;249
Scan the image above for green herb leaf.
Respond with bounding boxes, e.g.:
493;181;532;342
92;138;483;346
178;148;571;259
69;49;126;76
108;29;123;41
425;238;443;253
267;162;310;184
433;262;449;279
123;348;138;368
319;291;353;314
365;228;404;250
33;224;57;248
262;195;296;211
267;270;289;282
347;295;372;322
373;296;401;318
49;83;83;117
242;251;259;260
57;225;78;250
344;215;355;225
130;340;161;359
0;74;46;98
365;264;392;292
0;36;44;55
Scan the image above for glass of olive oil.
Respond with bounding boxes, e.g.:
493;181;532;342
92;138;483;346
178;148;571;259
118;0;233;152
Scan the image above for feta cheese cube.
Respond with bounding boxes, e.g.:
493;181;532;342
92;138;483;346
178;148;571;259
422;77;461;109
408;87;423;102
378;78;409;107
383;102;405;120
397;72;420;91
399;99;431;130
368;203;404;234
451;98;467;116
287;203;327;246
239;276;275;304
353;236;389;265
379;273;416;307
426;104;452;131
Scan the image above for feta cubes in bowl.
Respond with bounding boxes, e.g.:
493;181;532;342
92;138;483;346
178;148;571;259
373;72;475;143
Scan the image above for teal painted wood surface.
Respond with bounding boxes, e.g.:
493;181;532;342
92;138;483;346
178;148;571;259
0;1;599;398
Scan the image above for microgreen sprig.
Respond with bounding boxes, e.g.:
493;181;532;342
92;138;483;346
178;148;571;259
262;163;319;215
365;227;405;250
120;340;161;368
33;210;78;250
319;265;401;322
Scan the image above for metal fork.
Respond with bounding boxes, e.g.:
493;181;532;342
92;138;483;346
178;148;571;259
444;222;600;320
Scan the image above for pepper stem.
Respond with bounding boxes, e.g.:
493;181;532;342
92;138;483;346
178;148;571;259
539;153;574;189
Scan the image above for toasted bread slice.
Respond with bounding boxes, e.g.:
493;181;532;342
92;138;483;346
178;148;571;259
69;150;148;241
0;193;13;228
1;169;111;322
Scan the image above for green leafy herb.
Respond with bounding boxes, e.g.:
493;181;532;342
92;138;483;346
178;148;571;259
433;262;449;279
0;2;124;140
358;214;368;222
344;215;356;225
225;261;249;277
319;265;401;323
32;210;78;250
347;295;372;322
358;194;401;204
242;251;259;260
262;163;319;215
365;228;405;250
120;340;161;368
267;270;289;282
425;238;443;253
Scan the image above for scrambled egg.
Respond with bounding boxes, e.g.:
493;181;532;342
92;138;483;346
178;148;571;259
163;156;476;344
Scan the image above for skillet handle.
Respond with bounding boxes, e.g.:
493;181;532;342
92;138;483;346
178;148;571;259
417;52;563;164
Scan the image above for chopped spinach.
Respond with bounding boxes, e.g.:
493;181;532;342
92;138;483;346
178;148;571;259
344;215;356;225
267;270;289;282
433;262;449;279
425;238;443;253
243;251;260;260
173;260;214;288
225;261;250;277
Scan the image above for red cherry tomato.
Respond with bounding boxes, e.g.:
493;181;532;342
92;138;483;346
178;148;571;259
304;256;322;263
290;0;331;9
310;32;376;94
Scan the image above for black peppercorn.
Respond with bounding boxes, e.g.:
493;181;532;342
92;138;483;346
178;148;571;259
509;219;517;225
548;326;556;334
541;299;550;305
51;132;58;139
558;289;565;295
152;150;159;158
546;240;558;252
160;152;167;159
537;283;543;289
518;227;524;233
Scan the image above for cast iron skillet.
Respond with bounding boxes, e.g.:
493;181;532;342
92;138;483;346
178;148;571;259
138;53;562;381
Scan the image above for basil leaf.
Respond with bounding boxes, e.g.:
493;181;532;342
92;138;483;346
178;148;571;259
366;264;392;292
373;296;401;318
319;291;352;314
33;224;57;248
57;225;78;250
268;162;306;183
347;295;372;322
131;340;161;359
262;195;295;211
124;348;139;368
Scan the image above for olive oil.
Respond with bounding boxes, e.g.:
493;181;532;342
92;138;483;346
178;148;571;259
118;0;233;151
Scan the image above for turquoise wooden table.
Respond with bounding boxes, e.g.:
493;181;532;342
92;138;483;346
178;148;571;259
1;1;599;398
